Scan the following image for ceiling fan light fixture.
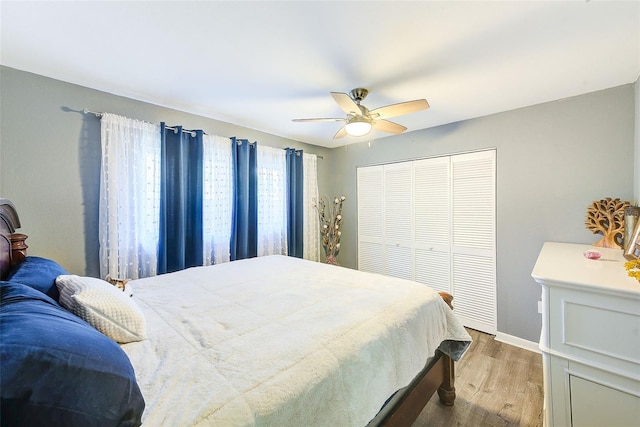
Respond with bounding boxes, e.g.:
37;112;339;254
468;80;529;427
294;88;427;138
345;117;372;137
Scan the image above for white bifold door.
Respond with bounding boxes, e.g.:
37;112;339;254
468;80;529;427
357;150;496;334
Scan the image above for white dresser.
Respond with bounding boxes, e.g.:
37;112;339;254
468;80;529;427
532;242;640;427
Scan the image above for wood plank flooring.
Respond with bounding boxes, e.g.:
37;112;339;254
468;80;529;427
413;328;544;427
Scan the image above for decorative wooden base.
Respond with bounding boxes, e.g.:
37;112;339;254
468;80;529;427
10;233;28;266
585;198;629;248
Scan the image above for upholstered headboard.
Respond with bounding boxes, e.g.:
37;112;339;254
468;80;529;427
0;199;27;279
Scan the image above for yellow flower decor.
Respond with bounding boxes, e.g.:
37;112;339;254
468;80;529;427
314;196;345;265
624;259;640;282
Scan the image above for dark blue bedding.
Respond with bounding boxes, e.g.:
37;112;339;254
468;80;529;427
5;256;68;301
0;281;145;426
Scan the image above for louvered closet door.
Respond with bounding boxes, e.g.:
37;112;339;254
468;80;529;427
383;162;414;280
357;166;384;274
357;150;496;335
414;157;451;294
451;150;496;334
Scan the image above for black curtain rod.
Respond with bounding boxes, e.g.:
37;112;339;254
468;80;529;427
83;109;198;136
284;146;323;160
85;110;323;157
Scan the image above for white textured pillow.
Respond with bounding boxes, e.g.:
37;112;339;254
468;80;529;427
56;275;146;343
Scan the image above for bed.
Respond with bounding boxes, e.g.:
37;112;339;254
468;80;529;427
0;198;471;426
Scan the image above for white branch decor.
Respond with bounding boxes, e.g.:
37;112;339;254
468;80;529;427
314;196;345;265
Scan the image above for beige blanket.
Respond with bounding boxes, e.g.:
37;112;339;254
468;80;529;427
122;255;471;426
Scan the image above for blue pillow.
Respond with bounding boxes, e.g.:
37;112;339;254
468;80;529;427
6;256;68;301
0;281;145;426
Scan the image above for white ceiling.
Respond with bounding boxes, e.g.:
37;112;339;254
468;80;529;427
1;1;639;148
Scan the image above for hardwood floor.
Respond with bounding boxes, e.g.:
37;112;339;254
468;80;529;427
413;329;544;427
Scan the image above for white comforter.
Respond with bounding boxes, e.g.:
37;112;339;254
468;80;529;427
121;255;471;427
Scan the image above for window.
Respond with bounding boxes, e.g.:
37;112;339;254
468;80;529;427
257;146;287;256
202;134;233;265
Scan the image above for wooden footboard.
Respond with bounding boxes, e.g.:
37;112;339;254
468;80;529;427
378;351;454;427
375;291;457;426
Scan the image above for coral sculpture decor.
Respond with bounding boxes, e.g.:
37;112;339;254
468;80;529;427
585;197;630;248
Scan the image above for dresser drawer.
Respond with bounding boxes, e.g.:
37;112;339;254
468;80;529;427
548;286;640;380
570;373;640;427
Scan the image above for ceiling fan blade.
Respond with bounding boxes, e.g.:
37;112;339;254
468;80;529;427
372;119;407;134
331;92;361;116
333;126;348;139
292;118;344;123
369;99;429;120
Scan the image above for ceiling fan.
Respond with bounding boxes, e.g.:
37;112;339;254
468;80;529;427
292;88;429;139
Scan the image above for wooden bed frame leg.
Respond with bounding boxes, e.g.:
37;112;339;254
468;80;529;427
437;353;456;406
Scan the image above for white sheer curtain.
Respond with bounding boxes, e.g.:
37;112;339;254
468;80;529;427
202;134;233;265
257;145;287;256
99;113;161;280
99;112;311;272
303;153;320;261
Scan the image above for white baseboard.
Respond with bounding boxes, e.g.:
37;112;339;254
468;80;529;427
495;331;541;354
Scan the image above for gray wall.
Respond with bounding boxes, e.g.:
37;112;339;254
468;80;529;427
0;66;332;276
635;77;639;203
1;65;636;343
328;85;636;342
